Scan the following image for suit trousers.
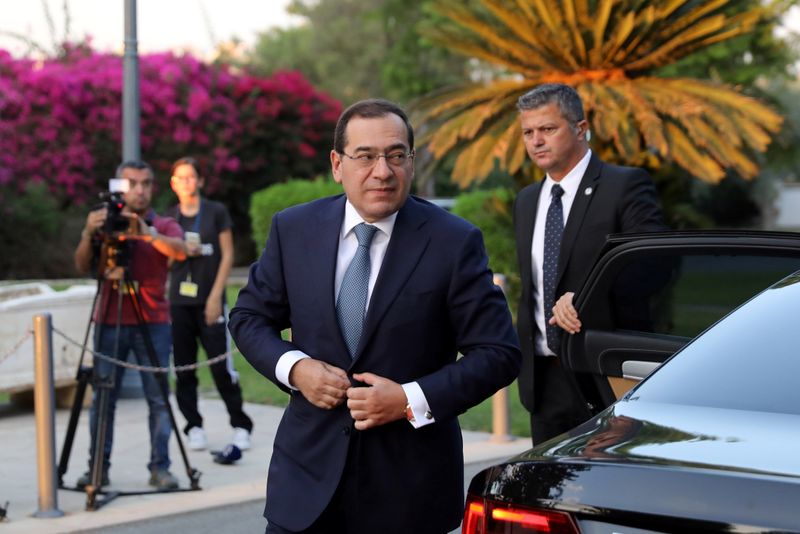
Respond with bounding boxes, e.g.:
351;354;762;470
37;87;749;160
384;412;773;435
530;355;592;446
264;430;448;534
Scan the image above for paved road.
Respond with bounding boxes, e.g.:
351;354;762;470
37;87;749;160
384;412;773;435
84;460;498;534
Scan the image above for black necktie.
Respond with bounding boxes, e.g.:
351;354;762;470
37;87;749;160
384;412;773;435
336;223;378;357
543;184;564;353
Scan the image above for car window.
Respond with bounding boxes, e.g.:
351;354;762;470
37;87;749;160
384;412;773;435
629;272;800;415
606;253;800;338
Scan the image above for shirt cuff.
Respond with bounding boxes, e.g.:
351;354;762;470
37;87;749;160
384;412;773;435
401;382;435;428
276;350;310;390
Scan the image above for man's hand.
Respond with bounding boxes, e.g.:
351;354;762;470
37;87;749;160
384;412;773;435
289;359;350;410
347;373;406;431
82;208;107;238
549;291;581;334
120;210;151;240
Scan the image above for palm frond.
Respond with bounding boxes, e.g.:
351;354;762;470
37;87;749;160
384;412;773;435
417;0;783;187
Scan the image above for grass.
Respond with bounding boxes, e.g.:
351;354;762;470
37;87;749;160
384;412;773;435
191;285;532;437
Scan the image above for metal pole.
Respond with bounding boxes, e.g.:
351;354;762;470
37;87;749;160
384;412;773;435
490;387;512;442
33;313;64;518
122;0;140;161
491;274;513;442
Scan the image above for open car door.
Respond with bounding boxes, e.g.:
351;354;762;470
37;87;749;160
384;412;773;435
562;230;800;414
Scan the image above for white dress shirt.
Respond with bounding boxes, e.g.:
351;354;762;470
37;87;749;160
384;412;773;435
275;200;434;427
530;149;592;356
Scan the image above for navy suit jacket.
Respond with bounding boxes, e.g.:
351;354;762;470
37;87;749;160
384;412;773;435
514;153;665;413
229;194;520;533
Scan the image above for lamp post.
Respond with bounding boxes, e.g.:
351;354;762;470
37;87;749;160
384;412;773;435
122;0;140;161
120;0;144;398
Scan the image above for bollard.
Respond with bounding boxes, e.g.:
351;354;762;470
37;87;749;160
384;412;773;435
490;274;514;442
33;313;64;518
490;386;513;443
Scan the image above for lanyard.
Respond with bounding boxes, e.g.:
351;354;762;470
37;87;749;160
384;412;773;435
182;199;203;233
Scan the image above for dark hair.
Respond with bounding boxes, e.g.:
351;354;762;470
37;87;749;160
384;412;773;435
517;83;585;124
170;156;202;178
115;160;154;179
333;98;414;154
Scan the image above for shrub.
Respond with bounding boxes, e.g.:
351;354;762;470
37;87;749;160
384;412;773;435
0;184;80;279
250;177;342;248
0;43;342;275
451;188;519;304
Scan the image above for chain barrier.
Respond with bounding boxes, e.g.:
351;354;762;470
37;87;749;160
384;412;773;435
0;329;33;367
51;326;235;374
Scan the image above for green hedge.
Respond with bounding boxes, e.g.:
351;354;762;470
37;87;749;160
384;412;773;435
250;177;342;249
451;188;519;305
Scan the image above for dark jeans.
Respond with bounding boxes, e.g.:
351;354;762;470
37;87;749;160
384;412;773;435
89;323;172;472
171;304;252;434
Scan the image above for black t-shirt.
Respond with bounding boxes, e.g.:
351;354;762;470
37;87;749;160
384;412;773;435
168;198;233;306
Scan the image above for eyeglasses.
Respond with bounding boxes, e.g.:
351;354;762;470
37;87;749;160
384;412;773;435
339;150;414;170
171;175;198;182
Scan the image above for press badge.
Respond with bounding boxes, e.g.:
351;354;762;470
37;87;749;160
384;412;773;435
179;274;199;298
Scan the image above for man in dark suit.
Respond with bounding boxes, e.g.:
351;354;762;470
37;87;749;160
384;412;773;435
229;99;520;534
513;84;665;445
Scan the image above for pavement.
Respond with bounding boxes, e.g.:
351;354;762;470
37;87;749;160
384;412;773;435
0;395;531;533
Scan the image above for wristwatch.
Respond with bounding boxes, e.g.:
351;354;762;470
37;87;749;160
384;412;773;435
147;225;159;242
405;403;415;424
405;404;433;425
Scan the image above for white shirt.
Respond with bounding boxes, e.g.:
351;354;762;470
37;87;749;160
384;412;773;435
275;200;433;427
530;149;592;356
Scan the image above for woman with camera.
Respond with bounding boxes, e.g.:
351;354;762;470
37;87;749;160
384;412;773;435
168;157;253;451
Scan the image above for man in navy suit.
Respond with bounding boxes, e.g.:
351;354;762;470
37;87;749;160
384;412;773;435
513;84;665;445
229;99;520;534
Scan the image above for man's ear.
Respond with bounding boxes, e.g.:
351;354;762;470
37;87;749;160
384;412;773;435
331;150;344;184
576;119;589;141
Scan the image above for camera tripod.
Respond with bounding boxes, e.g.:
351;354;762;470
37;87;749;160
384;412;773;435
57;238;201;510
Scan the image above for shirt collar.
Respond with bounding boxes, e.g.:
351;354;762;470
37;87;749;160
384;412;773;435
341;200;397;240
545;149;592;198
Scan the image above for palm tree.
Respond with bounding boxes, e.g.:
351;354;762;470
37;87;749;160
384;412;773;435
414;0;785;187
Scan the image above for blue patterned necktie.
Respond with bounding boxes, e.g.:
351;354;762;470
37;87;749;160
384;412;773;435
543;184;564;353
337;223;379;357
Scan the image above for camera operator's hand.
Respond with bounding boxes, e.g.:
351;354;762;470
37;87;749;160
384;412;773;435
74;207;108;274
82;208;107;240
116;206;188;261
116;208;150;240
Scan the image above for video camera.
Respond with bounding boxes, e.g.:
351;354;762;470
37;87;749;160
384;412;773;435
99;178;132;235
92;178;135;273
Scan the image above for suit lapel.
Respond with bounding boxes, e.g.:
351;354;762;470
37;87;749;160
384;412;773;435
314;196;350;356
557;153;602;283
516;182;543;294
354;198;430;362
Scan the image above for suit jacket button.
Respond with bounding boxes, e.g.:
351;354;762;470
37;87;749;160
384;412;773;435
342;426;350;436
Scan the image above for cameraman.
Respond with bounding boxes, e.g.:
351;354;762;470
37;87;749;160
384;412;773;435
74;160;187;490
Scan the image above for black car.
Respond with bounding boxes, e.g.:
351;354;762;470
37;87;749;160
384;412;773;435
464;231;800;533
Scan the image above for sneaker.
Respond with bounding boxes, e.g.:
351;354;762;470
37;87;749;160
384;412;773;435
187;427;207;450
148;469;179;490
232;427;251;450
76;469;110;489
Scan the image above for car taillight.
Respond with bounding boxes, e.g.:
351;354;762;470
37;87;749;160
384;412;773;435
463;494;579;534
